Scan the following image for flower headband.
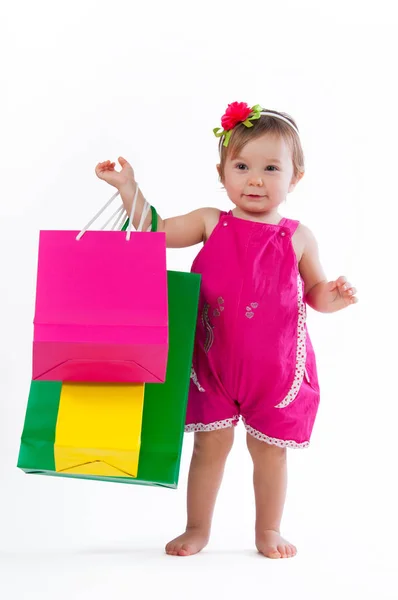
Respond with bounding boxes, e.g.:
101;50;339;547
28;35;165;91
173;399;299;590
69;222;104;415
213;102;299;147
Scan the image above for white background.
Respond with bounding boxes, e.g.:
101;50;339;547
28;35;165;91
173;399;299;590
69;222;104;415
1;1;397;598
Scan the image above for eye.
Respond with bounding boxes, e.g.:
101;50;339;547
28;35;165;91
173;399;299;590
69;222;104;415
266;166;278;172
235;163;247;170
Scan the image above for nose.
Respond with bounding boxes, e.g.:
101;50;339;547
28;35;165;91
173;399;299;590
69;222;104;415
248;178;263;187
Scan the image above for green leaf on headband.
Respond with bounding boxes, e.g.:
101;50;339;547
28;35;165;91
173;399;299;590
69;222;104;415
213;127;225;138
223;130;232;147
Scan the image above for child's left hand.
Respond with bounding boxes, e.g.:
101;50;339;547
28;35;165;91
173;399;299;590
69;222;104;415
328;276;358;310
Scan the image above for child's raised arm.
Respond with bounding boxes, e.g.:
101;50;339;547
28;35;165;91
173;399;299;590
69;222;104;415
96;156;219;248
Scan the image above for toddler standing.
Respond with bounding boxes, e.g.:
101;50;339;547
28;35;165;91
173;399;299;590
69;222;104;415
95;102;358;558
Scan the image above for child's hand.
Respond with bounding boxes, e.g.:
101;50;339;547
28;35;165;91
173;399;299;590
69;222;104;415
95;157;135;191
329;276;358;310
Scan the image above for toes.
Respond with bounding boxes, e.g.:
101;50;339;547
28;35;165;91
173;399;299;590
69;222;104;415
178;544;194;556
284;544;297;558
165;542;179;556
166;542;195;557
267;547;282;559
277;544;287;558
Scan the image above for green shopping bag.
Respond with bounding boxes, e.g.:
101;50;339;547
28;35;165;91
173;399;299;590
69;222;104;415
18;207;201;488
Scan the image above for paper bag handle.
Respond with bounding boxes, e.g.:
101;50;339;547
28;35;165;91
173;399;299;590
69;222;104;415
121;203;158;234
76;183;151;240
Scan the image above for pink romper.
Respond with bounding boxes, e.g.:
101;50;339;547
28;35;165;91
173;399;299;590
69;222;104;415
185;211;321;448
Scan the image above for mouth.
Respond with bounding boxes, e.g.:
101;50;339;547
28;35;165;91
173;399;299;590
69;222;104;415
245;194;265;198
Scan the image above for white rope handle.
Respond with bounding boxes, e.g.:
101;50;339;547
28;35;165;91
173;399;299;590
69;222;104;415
137;201;151;232
76;190;120;240
103;205;124;230
113;207;128;231
76;183;151;240
126;182;140;241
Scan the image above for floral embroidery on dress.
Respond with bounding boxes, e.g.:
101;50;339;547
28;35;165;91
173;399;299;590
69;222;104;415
202;303;215;353
213;296;225;317
245;301;259;319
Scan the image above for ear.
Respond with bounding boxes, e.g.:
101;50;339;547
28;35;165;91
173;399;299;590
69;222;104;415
288;171;304;193
216;163;223;183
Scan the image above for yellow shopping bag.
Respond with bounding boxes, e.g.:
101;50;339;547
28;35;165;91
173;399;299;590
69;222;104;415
54;383;144;478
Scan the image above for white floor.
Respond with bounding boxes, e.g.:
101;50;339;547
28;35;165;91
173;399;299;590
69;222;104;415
1;534;396;600
1;426;397;600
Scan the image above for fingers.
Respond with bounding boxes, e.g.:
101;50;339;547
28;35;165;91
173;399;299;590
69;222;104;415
336;277;358;303
96;160;116;173
95;158;130;176
335;275;347;288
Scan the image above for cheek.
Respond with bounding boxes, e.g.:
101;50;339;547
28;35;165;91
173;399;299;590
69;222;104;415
226;181;241;196
225;172;242;190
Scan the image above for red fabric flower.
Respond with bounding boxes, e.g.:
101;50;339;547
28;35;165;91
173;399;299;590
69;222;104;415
221;102;252;131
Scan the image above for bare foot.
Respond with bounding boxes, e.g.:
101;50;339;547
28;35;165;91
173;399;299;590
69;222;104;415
165;528;209;557
256;529;297;559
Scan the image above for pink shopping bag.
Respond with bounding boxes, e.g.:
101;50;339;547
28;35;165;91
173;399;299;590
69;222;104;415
32;188;168;383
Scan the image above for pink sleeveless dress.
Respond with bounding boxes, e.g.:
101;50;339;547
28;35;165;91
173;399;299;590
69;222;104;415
185;211;320;448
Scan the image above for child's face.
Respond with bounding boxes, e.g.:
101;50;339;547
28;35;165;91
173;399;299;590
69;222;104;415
219;133;301;215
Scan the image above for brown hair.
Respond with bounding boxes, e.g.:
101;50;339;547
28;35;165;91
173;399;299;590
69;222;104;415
217;109;305;183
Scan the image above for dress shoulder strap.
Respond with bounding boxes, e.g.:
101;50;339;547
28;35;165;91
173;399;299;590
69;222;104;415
280;218;300;235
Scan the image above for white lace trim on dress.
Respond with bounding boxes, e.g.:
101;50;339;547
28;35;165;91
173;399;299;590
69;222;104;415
243;419;310;449
185;416;239;432
190;367;205;392
274;273;307;409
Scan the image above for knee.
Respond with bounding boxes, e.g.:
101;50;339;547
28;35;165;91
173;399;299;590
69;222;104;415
246;433;287;461
193;428;234;460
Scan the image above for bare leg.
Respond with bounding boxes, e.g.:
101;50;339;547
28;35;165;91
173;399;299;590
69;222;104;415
246;433;297;559
165;427;234;556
